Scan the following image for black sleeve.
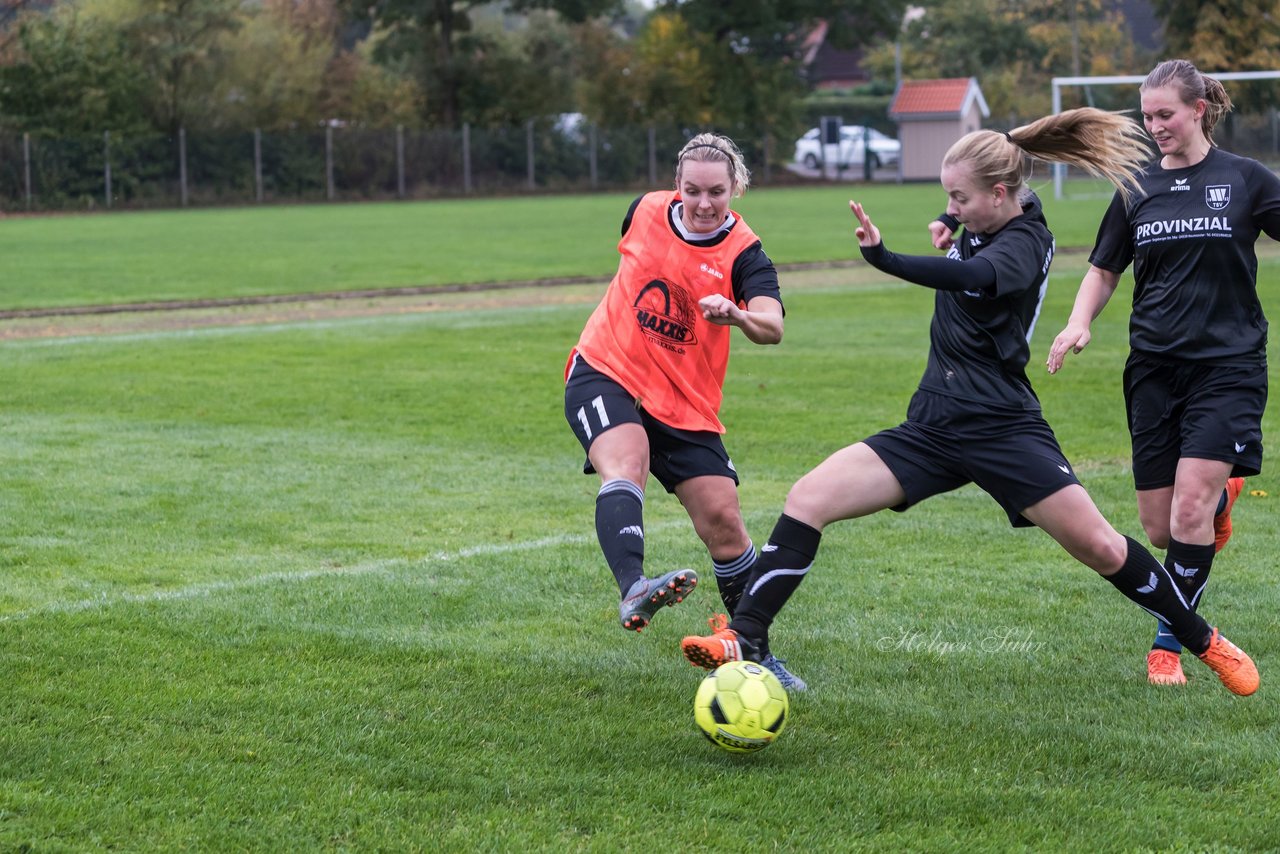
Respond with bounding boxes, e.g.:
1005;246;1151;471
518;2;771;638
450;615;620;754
730;242;783;311
620;195;645;236
936;213;960;233
1087;191;1134;273
859;242;996;292
1248;160;1280;241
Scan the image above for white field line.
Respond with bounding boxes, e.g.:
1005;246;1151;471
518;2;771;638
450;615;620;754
1;522;691;623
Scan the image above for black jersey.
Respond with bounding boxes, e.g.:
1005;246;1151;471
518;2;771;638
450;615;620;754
916;193;1056;411
1089;147;1280;361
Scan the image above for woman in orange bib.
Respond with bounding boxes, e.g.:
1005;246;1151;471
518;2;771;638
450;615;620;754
564;133;803;690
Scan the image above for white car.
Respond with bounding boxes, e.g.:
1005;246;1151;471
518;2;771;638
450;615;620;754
793;125;901;171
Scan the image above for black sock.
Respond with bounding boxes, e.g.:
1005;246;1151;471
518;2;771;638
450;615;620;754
596;479;645;595
1164;537;1216;607
731;514;821;651
713;543;755;616
1105;536;1212;655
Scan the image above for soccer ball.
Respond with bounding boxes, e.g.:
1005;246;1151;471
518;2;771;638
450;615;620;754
693;660;789;753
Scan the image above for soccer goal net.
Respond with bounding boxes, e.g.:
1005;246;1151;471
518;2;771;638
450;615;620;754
1049;70;1280;199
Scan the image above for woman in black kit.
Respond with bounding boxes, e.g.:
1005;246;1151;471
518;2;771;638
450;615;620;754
1048;60;1280;687
681;106;1260;697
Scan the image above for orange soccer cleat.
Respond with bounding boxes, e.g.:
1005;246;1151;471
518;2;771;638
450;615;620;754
1197;628;1260;696
1213;477;1245;553
1146;648;1187;686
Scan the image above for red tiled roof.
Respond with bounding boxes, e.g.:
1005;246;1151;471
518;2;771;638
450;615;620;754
890;78;979;116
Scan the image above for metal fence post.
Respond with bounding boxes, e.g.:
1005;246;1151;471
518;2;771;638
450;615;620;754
179;127;188;207
462;122;472;195
526;120;535;189
253;128;263;203
103;130;112;209
589;124;598;189
325;124;334;200
396;124;406;199
23;132;32;209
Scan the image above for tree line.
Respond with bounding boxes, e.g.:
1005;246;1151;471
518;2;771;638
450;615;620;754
1;0;1277;151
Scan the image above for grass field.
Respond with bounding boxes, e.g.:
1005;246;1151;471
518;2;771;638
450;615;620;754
2;190;1279;851
0;181;1117;311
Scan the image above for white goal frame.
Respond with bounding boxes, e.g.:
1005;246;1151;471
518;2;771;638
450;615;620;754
1050;70;1280;198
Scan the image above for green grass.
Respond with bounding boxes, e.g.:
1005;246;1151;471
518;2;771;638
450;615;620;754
0;181;1113;310
2;245;1279;850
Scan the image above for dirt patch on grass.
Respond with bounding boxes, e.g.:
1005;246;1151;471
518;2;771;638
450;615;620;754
0;262;868;340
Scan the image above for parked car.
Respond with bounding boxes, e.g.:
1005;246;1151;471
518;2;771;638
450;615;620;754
793;125;901;171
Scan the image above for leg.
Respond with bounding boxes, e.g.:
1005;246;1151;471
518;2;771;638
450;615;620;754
675;475;808;690
1022;485;1258;696
1168;457;1235;547
1144;459;1234;658
593;426;696;631
681;443;904;669
676;474;753;616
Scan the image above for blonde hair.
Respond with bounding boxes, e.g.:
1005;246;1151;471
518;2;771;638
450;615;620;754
1142;59;1234;146
675;133;751;197
943;107;1151;203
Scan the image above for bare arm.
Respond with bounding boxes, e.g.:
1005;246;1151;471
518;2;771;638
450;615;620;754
699;294;783;345
1045;265;1122;374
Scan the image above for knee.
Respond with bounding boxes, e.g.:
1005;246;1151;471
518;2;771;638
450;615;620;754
1082;529;1130;574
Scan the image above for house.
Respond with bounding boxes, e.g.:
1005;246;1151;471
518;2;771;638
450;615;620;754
799;20;871;90
889;77;990;181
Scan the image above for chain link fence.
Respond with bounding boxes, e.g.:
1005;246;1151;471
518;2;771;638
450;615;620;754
0;121;807;212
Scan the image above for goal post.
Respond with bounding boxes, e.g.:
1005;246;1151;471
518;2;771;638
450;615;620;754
1050;70;1280;199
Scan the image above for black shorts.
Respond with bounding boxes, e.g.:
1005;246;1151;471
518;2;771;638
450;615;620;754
863;390;1082;528
563;355;739;493
1123;352;1267;490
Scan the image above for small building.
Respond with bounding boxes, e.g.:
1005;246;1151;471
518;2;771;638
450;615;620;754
889;78;990;181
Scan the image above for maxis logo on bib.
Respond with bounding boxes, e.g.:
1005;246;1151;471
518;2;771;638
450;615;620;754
633;279;698;353
1135;216;1232;239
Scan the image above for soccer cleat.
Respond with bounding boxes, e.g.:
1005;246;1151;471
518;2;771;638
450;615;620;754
761;654;808;692
1197;628;1260;696
682;614;758;669
619;569;697;631
1146;649;1187;686
1213;476;1245;553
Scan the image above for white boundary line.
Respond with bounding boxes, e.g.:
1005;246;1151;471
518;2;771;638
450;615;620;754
1;521;695;623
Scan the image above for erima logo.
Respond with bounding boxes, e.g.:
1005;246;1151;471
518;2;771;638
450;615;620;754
1206;185;1231;210
761;544;778;553
699;262;725;280
1058;464;1070;474
1137;572;1158;594
1171;178;1190;192
619;525;644;538
1174;562;1199;579
1235;441;1247;453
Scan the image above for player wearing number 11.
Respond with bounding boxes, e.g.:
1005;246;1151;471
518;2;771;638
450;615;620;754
563;133;804;690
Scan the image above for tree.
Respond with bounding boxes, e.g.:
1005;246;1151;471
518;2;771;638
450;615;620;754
656;0;910;135
0;8;150;134
350;0;619;128
1150;0;1280;112
129;0;241;134
863;0;1151;122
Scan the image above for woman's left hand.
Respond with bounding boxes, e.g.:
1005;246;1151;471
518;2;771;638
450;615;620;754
699;293;743;326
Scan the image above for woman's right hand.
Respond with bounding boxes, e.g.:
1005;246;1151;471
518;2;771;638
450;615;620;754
1046;322;1092;374
928;219;955;251
849;200;881;248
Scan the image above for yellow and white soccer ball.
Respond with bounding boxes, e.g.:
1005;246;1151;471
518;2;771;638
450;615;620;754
693;660;789;753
